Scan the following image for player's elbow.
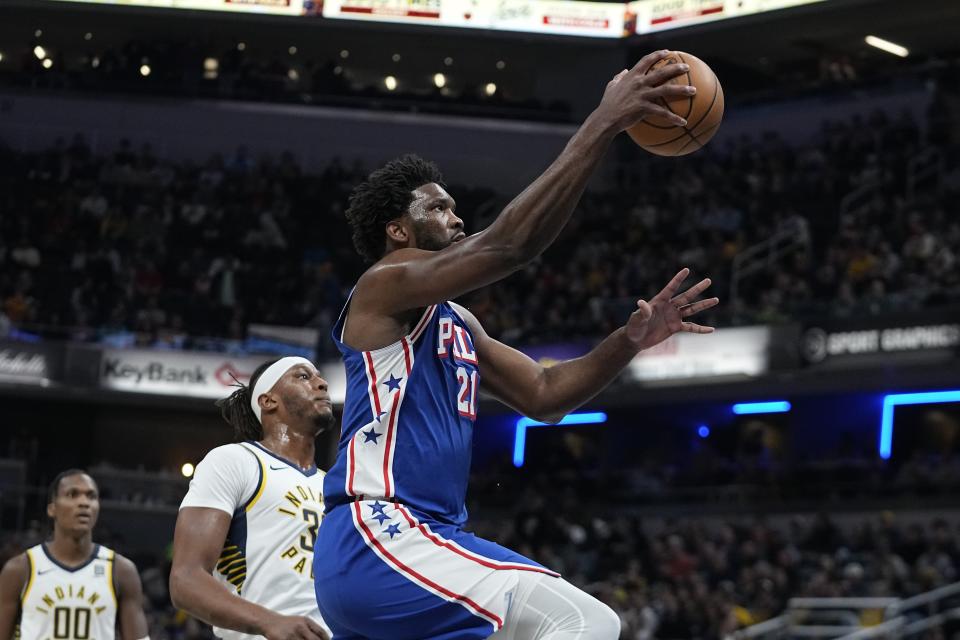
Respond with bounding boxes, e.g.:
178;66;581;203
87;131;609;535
168;565;195;611
523;373;567;424
526;408;567;425
168;575;185;610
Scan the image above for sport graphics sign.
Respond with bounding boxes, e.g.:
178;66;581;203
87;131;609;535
802;312;960;367
100;349;347;402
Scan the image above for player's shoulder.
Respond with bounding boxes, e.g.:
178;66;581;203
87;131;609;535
0;551;30;587
448;301;471;318
355;249;435;292
109;551;138;577
1;551;29;572
95;543;115;560
201;442;258;464
194;442;262;477
447;302;485;336
107;551;144;599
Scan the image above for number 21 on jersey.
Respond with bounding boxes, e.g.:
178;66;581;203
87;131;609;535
456;366;478;420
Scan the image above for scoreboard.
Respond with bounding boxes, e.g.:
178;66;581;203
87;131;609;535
45;0;827;36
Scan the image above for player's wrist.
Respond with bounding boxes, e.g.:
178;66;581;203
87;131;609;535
618;325;647;354
255;610;285;635
580;108;622;142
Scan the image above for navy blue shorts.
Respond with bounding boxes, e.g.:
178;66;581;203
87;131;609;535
314;500;559;640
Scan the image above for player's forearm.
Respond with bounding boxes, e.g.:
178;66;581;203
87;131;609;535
536;327;638;421
0;616;15;640
482;111;619;264
169;566;276;635
120;609;149;640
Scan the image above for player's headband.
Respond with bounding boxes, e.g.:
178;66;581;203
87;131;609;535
250;356;315;423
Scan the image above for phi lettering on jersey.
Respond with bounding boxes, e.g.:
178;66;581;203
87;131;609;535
438;316;479;420
437;317;478;364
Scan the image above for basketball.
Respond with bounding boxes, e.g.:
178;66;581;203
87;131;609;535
627;51;725;156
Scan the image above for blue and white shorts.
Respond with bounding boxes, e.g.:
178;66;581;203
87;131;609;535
314;499;560;640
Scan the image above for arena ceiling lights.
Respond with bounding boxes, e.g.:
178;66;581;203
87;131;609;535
864;35;910;57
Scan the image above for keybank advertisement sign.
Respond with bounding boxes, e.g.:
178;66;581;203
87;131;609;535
100;349;346;402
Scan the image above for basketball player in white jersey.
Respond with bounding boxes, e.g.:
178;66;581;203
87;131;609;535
170;357;333;640
0;469;149;640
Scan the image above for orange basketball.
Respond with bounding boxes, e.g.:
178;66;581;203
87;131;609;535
627;51;724;156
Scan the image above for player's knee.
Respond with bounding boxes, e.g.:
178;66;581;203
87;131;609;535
587;600;621;639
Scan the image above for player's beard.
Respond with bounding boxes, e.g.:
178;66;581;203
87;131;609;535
411;218;453;252
312;408;335;435
287;395;336;436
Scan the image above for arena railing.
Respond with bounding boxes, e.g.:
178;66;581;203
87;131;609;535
733;582;960;640
837;177;881;221
906;146;945;202
729;216;810;303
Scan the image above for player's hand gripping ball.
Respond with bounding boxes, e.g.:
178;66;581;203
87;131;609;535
627;51;724;156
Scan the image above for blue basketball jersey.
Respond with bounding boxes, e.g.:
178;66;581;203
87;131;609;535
325;297;480;526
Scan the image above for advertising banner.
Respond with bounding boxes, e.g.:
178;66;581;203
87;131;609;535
627;325;771;383
47;0;825;35
49;0;319;16
0;340;65;386
99;349;347;402
801;311;960;368
322;0;631;37
630;0;826;34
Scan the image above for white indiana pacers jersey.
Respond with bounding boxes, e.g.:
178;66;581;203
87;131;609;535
180;441;328;640
19;543;117;640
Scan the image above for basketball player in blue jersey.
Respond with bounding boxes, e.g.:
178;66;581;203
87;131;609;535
314;50;718;639
0;469;149;640
170;357;333;640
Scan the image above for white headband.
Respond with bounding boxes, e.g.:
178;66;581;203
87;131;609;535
250;357;315;423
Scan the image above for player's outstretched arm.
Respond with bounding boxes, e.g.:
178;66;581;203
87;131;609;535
361;50;694;314
169;508;328;640
114;554;149;640
0;554;26;640
456;268;718;422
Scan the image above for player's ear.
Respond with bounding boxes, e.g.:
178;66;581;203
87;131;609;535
261;391;279;414
47;502;55;519
386;219;409;244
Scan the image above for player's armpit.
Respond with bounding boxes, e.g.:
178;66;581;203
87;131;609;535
354;231;525;316
114;554;149;640
0;554;28;640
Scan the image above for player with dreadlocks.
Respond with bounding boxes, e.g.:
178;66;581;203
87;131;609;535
170;357;334;640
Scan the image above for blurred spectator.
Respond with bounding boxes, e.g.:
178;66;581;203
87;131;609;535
0;107;957;353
